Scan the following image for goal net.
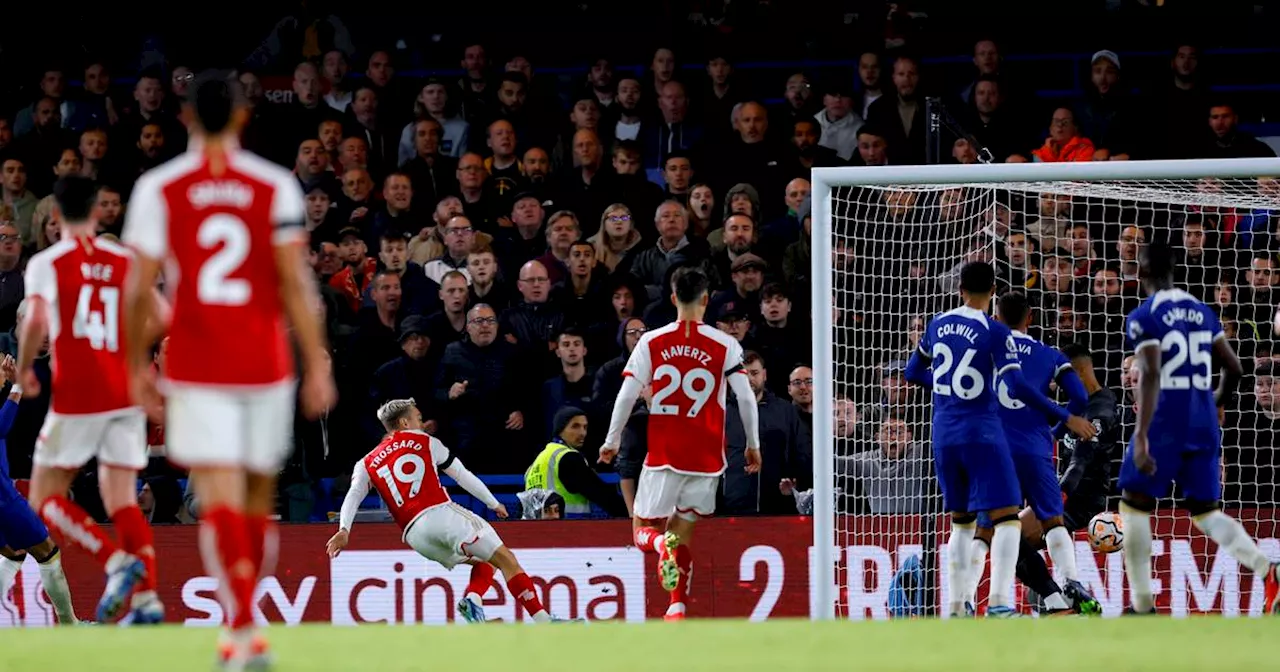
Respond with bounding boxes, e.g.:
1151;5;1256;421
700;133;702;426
810;159;1280;620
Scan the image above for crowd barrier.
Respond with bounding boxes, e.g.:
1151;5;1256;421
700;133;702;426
2;513;1276;626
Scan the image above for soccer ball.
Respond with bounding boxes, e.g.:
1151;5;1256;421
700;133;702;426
1088;511;1124;553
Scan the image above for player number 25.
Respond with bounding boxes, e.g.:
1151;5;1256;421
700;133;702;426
72;285;120;352
375;453;427;507
1160;330;1213;391
930;342;984;400
197;214;252;306
651;364;716;417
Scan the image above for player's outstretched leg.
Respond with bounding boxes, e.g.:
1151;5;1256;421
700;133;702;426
963;525;989;614
1186;503;1280;614
946;514;977;618
634;520;680;594
1119;496;1156;614
1013;538;1071;614
0;548;21;601
661;516;696;620
26;540;80;624
985;509;1022;618
102;466;164;625
33;484;143;623
457;561;496;623
487;546;554;623
1038;516;1099;615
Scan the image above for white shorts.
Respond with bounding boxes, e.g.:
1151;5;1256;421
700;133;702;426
165;380;296;475
405;502;502;570
634;467;719;521
35;410;148;470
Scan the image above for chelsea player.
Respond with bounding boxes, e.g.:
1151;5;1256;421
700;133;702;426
1120;242;1279;614
906;263;1096;617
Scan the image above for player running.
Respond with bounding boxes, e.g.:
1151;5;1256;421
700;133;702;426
904;262;1096;618
0;356;80;625
599;267;760;621
18;176;164;625
121;71;335;668
326;399;561;624
963;292;1099;616
1120;242;1280;614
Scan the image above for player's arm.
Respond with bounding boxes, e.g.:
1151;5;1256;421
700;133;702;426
15;296;48;384
1054;363;1089;417
904;341;931;387
120;174;168;376
601;339;650;463
328;466;371;558
442;458;507;517
1211;334;1243;412
0;356;20;436
728;368;760;450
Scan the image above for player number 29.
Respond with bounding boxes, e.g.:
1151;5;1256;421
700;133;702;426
651;364;716;417
930;342;984;400
375;453;427;507
1160;330;1213;391
197;214;252;306
72;285;120;352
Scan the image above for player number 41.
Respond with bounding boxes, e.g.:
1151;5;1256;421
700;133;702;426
72;285;120;352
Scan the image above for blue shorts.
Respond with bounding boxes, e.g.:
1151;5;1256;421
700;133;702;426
977;451;1064;527
1118;437;1221;502
933;439;1021;515
0;496;50;551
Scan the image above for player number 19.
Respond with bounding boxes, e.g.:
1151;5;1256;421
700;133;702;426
72;285;119;352
650;364;716;417
930;342;984;400
375;453;427;507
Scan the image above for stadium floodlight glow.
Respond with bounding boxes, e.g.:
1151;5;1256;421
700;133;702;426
811;157;1280;620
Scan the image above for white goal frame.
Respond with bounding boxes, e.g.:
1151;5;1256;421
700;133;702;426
809;157;1280;620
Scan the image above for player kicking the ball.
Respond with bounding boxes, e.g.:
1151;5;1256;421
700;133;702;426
327;399;562;624
599;267;761;621
1120;243;1279;615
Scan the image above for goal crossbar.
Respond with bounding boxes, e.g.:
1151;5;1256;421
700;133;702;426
809;157;1280;621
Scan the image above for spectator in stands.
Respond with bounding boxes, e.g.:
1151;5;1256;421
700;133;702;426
503;260;567;371
782;195;811;291
495;192;547;278
1144;43;1211;159
851;124;890;167
351;269;405;380
642;81;703;177
608;142;664;228
1239;251;1279;325
1029;108;1095;163
756;283;809;396
1176;216;1223;294
588;203;642;275
853;54;885;119
533;210;580;285
867;54;925;165
833;416;933;514
276;62;340;166
788;365;814;429
13;68;71;138
1076;50;1137;160
605;76;645;145
762;178;810;253
540;328;595;439
400;119;459;215
424;215;477;286
813;79;861;162
709;213;759;283
366;173;421;249
322;49;353;113
523;406;627;517
700;49;747;142
965;75;1030;163
366;231;434;317
369;316;439;438
558;130;613;233
771;72;819;140
723;351;811;515
434;303;528;471
1197;101;1277;159
424;270;470;352
400;78;469;162
959;39;1002;105
29;149;82;246
1068;222;1101;280
1;158;37;247
11;97;71;196
467;246;512;310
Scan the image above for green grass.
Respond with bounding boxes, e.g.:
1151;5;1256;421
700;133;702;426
0;618;1275;671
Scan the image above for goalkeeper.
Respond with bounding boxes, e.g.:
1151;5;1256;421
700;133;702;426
1019;342;1119;614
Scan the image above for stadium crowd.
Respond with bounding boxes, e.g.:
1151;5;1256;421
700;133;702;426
0;2;1278;523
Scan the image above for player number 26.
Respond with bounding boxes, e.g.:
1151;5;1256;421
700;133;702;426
930;342;984;400
197;214;252;306
651;364;716;417
375;453;427;507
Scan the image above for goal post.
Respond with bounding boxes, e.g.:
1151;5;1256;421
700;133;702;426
811;157;1280;620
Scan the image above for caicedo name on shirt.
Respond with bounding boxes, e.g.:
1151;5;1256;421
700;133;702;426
1161;307;1205;327
936;323;978;343
660;345;714;367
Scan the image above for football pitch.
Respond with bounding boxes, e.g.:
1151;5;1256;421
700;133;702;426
0;618;1275;671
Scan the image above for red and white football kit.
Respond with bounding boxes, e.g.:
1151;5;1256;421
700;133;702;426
340;430;503;569
25;236;146;469
121;140;306;473
605;320;760;520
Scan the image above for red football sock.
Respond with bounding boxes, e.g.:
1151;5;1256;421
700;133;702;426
39;495;118;567
671;544;693;605
199;506;256;631
507;572;547;619
244;514;278;580
466;562;496;599
633;526;662;553
111;505;157;591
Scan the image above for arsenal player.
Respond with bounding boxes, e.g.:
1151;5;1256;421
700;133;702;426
19;176;165;625
121;71;335;668
599;266;761;621
326;399;560;624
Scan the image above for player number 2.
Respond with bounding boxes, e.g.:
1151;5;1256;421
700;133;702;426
197;214;251;306
375;453;428;507
72;285;120;352
930;342;984;400
651;364;716;417
1160;330;1213;391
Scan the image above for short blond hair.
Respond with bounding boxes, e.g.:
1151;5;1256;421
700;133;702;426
377;398;416;431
